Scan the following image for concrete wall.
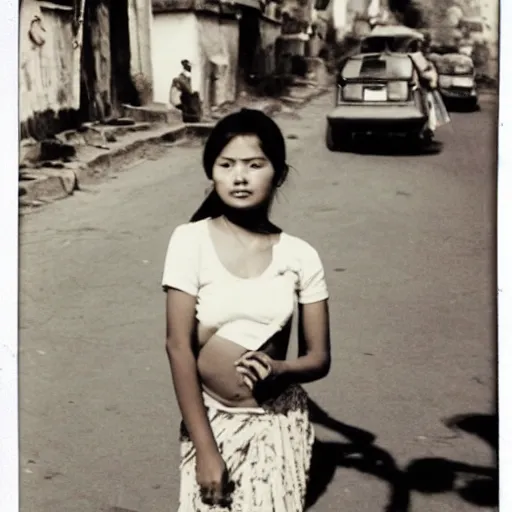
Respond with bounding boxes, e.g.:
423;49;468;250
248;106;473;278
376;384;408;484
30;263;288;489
330;0;371;40
151;12;202;105
128;0;154;103
151;11;239;109
88;1;112;119
260;17;282;74
19;0;78;135
330;0;348;39
197;16;239;107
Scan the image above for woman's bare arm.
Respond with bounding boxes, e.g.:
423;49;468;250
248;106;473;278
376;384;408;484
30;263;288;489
281;300;331;382
165;288;219;457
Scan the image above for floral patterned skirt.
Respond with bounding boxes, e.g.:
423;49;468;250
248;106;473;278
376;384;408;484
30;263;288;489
177;384;314;512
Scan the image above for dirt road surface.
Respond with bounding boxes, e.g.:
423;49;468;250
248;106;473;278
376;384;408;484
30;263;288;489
19;94;497;512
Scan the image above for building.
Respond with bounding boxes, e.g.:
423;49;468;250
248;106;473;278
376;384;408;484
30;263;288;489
151;0;283;111
19;0;153;141
324;0;379;42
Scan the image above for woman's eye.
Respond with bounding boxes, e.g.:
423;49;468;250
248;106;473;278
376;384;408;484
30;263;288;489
250;161;265;169
218;162;231;168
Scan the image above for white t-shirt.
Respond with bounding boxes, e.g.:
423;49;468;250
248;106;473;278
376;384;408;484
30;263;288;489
162;219;329;351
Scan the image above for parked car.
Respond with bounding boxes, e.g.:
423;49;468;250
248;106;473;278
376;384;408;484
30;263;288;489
433;53;479;109
326;52;429;150
360;24;424;54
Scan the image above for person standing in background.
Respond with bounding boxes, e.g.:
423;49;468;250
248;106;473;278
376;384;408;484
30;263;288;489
409;35;450;142
170;59;202;123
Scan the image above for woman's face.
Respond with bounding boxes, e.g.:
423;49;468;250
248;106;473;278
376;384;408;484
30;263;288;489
212;135;276;211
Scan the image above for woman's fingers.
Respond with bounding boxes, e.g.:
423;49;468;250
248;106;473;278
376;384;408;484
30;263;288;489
245;358;271;379
248;352;273;370
243;374;255;390
200;486;214;505
234;351;276;390
236;358;270;381
235;366;257;389
211;482;225;507
235;351;272;371
200;481;233;507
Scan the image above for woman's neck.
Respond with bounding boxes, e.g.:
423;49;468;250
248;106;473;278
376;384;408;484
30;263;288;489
222;206;279;234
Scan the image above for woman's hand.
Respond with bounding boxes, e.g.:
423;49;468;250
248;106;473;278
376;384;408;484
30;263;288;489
234;351;284;391
196;450;233;507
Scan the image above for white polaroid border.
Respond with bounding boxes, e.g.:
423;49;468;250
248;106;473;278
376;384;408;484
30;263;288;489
498;1;511;509
0;2;20;512
0;2;509;512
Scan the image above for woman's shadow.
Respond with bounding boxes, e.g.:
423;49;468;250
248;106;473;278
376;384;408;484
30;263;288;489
305;403;498;511
306;399;411;512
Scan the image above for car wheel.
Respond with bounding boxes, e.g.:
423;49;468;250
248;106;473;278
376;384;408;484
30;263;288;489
422;129;434;144
405;132;421;145
326;123;351;152
326;123;339;151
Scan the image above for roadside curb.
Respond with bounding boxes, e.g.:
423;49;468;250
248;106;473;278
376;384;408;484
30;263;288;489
19;87;329;211
19;123;213;209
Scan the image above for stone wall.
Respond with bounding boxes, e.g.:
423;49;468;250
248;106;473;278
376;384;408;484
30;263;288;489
19;0;79;139
83;0;112;120
128;0;154;104
150;12;202;105
197;15;239;107
20;0;145;140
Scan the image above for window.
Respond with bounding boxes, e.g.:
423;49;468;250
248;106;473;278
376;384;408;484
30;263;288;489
342;56;413;80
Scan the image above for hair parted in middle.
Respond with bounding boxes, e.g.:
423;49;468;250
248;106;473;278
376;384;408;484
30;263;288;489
190;108;290;222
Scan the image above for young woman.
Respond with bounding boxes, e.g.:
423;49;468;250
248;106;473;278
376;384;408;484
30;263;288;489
162;108;331;511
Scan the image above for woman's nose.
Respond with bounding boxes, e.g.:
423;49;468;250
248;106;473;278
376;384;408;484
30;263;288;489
233;163;248;183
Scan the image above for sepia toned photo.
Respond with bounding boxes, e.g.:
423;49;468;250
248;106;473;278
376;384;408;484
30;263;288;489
16;0;499;511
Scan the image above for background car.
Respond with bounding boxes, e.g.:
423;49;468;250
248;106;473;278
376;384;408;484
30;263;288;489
326;52;428;151
433;53;479;110
359;24;424;54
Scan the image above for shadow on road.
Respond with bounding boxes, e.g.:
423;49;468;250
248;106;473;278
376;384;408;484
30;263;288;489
305;402;498;511
306;399;410;512
334;136;444;157
443;99;481;114
405;413;498;509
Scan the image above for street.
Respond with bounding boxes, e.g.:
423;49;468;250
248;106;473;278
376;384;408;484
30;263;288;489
19;93;497;512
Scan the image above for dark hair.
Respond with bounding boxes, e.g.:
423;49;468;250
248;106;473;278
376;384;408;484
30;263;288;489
190;108;289;222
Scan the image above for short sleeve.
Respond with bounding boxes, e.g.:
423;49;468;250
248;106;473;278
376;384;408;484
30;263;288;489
161;224;200;296
297;243;329;304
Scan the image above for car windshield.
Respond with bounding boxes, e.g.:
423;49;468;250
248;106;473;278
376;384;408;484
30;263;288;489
342;55;413;80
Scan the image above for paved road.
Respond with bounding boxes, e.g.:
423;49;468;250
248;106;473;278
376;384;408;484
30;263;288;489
19;93;497;512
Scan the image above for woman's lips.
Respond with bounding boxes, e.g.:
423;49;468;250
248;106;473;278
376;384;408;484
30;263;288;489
230;190;252;198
